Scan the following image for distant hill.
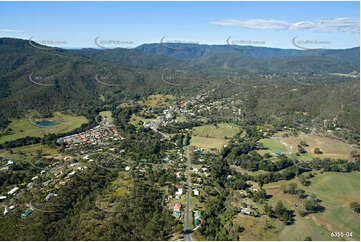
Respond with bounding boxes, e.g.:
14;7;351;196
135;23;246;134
136;43;360;74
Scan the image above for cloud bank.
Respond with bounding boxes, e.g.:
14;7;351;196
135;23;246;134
211;18;360;32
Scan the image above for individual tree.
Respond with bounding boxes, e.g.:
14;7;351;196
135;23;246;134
274;201;287;217
314;148;323;154
350;202;360;213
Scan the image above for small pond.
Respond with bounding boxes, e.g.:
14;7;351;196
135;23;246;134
35;121;55;127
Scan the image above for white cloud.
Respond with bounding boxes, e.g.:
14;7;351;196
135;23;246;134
290;18;360;32
211;18;360;32
211;19;289;30
0;29;24;33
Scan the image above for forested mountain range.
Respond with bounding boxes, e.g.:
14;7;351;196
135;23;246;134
0;37;359;132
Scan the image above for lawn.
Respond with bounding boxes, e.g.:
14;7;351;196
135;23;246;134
0;111;88;144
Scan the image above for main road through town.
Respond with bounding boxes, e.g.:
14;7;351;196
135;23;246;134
184;149;193;241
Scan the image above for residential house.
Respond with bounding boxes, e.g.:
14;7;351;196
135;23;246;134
240;208;251;215
175;188;183;196
173;203;182;218
43;179;52;186
21;209;32;217
45;193;58;201
194;210;202;226
7;187;19;195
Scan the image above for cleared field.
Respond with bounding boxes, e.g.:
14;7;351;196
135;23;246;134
305;172;360;240
264;172;360;241
192;123;240;139
260;135;354;161
282;135;353;160
138;94;175;108
233;214;279;241
190;123;240;151
129;113;158;126
99;111;112;118
0;111;88;144
190;136;227;151
260;139;289;153
0;143;60;159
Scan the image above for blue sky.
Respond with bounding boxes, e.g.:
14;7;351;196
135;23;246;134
0;1;359;49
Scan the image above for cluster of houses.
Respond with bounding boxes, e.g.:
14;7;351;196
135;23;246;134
57;124;118;147
1;185;20;216
140;91;247;132
57;116;122;148
0;155;92;218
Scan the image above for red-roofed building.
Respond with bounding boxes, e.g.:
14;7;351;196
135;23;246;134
173;203;181;211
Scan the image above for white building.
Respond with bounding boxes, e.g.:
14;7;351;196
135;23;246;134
7;187;19;195
175;188;183;196
45;193;58;201
193;189;199;196
68;171;76;177
3;207;8;215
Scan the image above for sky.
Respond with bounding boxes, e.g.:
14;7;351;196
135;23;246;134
0;1;359;49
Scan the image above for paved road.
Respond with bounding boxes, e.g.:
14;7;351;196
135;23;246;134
184;149;193;241
149;126;170;140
